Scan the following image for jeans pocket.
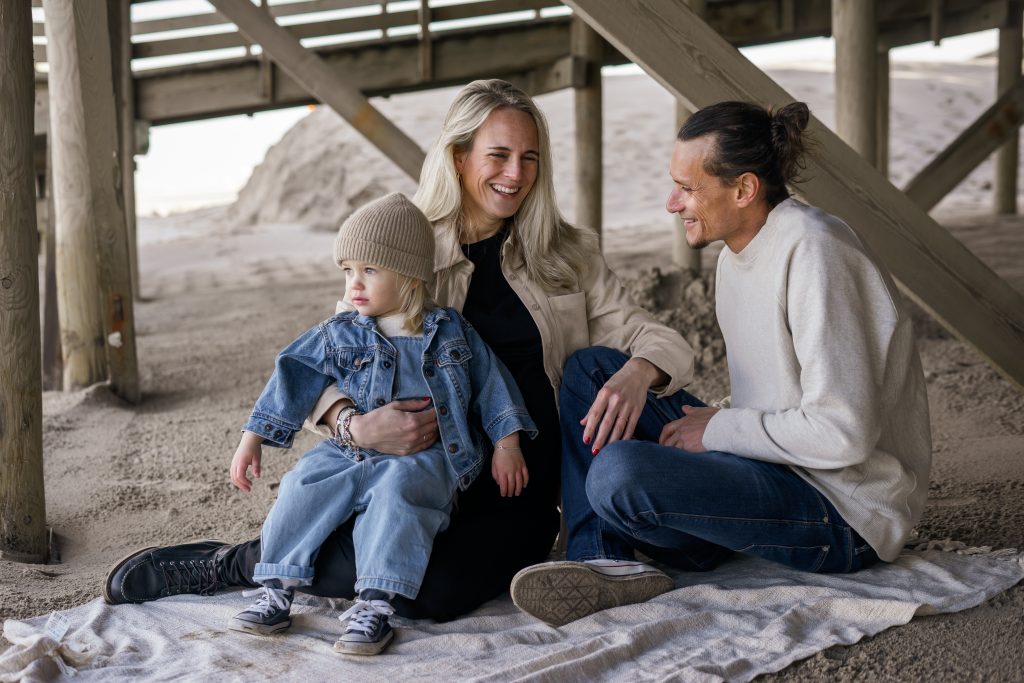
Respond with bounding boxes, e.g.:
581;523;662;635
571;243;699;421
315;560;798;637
738;543;831;572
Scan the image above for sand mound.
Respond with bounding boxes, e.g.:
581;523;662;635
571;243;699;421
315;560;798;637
228;107;415;231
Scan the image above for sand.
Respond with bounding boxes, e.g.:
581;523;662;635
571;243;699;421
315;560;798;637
3;61;1023;681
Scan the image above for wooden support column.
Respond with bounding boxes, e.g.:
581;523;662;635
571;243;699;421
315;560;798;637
209;0;424;180
876;45;890;178
995;2;1022;214
44;0;141;402
419;0;432;82
0;0;47;563
833;0;878;166
673;0;705;273
110;0;140;300
564;0;1024;389
572;16;603;242
43;146;63;391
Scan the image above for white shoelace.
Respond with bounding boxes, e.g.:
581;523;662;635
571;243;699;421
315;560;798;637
339;599;395;635
584;559;661;577
240;585;292;616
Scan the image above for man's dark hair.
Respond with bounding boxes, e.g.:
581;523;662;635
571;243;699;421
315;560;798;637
678;101;810;207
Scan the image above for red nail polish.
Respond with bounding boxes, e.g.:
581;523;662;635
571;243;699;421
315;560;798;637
583;435;591;445
592;448;599;455
422;397;430;401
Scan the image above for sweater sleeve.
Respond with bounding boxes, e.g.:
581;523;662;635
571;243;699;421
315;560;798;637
582;252;695;396
703;236;898;469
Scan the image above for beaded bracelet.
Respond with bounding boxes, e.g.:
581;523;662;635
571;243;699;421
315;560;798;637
336;406;363;448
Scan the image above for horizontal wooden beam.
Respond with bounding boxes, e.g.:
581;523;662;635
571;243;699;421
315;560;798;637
566;0;1024;389
905;74;1024;211
131;0;371;36
131;0;558;61
132;20;578;124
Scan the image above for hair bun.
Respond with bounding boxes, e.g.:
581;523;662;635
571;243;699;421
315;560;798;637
769;101;809;187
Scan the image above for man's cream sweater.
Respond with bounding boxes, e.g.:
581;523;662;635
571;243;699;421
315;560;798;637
703;199;931;562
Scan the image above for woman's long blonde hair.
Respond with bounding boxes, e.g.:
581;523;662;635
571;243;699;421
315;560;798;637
413;79;596;292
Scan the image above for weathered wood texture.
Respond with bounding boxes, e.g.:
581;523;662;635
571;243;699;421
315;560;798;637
566;0;1024;389
208;0;425;180
133;20;579;125
833;0;877;167
572;16;603;240
0;0;47;563
904;75;1024;212
111;0;140;299
673;0;706;274
876;47;889;177
43;145;62;392
995;2;1022;214
44;0;140;402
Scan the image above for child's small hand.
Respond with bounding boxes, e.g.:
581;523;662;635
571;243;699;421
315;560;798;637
491;435;528;497
231;432;264;492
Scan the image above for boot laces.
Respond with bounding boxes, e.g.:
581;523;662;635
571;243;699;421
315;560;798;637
159;559;219;596
339;599;394;635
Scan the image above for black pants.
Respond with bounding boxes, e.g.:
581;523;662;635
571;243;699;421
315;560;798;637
218;435;560;622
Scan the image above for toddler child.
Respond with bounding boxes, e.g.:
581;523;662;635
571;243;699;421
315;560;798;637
227;193;535;655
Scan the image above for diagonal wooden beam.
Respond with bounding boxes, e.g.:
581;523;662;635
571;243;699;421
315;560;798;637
208;0;424;180
564;0;1024;390
905;74;1024;212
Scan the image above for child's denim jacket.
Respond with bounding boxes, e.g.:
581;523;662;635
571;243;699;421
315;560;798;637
243;307;537;490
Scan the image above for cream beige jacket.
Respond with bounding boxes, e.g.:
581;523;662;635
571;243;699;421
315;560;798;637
308;224;695;430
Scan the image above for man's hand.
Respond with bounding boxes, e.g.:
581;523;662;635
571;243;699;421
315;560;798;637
659;405;720;452
581;357;664;454
348;398;438;455
231;432;264;492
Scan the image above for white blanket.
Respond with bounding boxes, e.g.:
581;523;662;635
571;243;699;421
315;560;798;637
3;542;1022;683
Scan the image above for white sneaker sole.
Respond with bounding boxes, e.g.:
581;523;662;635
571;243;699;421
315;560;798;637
333;629;394;656
227;617;292;636
510;561;674;627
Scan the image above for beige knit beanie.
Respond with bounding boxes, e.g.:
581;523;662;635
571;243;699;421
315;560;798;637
333;193;434;282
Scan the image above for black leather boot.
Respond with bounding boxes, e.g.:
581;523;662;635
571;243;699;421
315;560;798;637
102;539;259;604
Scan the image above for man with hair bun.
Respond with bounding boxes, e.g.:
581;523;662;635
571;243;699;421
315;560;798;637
510;100;932;627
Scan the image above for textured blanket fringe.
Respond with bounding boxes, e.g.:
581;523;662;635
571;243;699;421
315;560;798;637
909;537;1023;560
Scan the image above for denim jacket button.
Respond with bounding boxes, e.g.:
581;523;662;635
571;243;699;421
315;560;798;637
451;351;461;361
424;368;435;378
383;360;392;369
375;398;385;407
263;424;273;433
438;405;448;416
447;443;459;454
273;430;283;439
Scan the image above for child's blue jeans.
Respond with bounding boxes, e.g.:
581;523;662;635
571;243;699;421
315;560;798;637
254;441;458;598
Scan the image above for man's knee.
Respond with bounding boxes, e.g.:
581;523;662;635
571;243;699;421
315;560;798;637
584;442;638;517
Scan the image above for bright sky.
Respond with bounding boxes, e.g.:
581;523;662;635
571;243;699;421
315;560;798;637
105;2;999;215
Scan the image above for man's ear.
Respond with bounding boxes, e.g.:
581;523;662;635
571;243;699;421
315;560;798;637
734;172;761;208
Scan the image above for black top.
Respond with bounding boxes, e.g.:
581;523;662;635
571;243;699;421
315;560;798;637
460;228;561;462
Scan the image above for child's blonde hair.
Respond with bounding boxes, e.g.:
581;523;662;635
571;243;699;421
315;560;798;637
394;273;434;334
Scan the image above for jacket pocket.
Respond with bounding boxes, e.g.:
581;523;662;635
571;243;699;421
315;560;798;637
548;291;589;357
435;340;473;367
333;347;375;396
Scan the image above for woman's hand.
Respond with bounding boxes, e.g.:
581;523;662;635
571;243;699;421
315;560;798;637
348;398;438;455
659;405;719;451
581;357;665;454
231;432;264;492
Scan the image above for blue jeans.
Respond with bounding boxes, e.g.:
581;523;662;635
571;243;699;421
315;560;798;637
560;347;878;574
254;440;458;598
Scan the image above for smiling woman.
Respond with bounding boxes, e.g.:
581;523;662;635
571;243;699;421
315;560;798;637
103;78;695;628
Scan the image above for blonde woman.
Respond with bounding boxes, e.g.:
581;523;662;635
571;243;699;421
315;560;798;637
105;79;695;622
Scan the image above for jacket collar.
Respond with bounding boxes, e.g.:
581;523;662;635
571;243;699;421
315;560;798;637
350;308;451;332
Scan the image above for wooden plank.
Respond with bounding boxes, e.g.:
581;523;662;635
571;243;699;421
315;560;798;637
572;16;603;240
995;1;1022;214
833;0;877;167
565;0;1024;389
904;75;1024;212
133;0;558;60
134;20;576;124
44;0;140;402
208;0;424;179
131;0;371;36
506;54;585;96
876;47;889;177
0;0;47;564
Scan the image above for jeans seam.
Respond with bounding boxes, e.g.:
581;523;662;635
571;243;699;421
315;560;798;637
636;510;839;529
